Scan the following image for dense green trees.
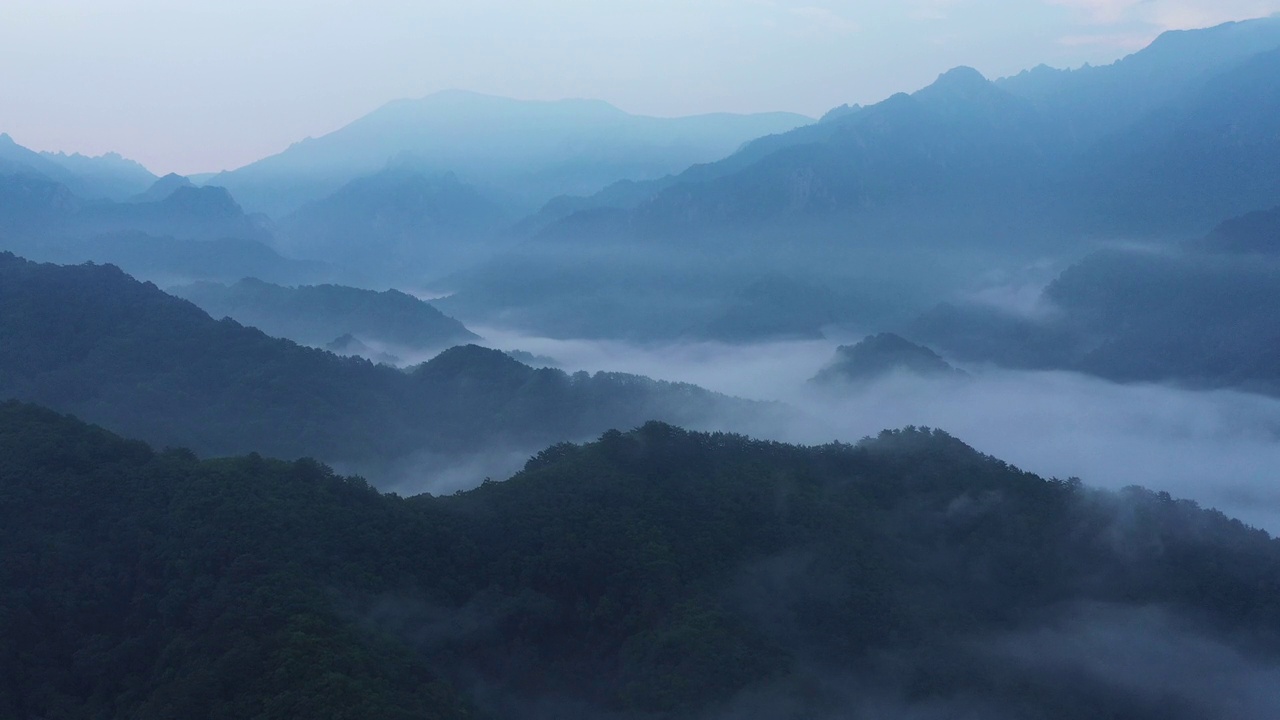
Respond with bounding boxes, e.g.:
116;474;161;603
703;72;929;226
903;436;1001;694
3;400;1278;718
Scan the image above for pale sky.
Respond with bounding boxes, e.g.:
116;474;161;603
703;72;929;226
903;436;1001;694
2;0;1278;175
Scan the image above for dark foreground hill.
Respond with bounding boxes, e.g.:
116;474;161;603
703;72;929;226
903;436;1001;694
0;253;756;483
3;401;1279;719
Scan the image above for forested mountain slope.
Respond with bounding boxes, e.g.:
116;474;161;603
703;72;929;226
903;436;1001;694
0;253;757;481
3;402;1278;719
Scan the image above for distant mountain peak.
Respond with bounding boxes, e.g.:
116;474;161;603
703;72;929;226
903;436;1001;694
820;103;864;124
914;66;1002;109
910;64;1035;122
135;172;194;202
932;66;990;90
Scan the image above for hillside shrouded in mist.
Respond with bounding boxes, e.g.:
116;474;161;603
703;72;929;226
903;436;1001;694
5;7;1280;719
6;403;1280;719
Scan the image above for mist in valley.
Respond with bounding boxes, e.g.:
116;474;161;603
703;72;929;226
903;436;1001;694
468;327;1280;532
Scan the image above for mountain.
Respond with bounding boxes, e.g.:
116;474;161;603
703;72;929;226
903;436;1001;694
171;277;479;356
208;91;812;217
525;64;1061;246
276;160;514;283
0;171;82;232
442;66;1061;338
439;18;1280;341
0;133;156;200
0;253;759;483
0;172;306;286
608;66;1057;238
811;333;964;385
133;172;195;203
0;170;268;242
37;149;158;200
1074;45;1280;234
5;402;1280;718
908;233;1280;394
612;32;1280;240
85;185;270;241
998;15;1280;147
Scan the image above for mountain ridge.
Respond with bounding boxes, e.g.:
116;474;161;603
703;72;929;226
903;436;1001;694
208;91;813;217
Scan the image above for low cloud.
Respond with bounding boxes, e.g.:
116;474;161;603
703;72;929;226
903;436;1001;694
473;329;1280;533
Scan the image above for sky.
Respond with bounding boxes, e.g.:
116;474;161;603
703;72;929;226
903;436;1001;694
2;0;1278;175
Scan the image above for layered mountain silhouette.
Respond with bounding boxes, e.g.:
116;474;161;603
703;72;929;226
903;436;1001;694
529;16;1280;243
172;277;479;356
0;252;761;482
276;158;514;282
132;172;195;203
8;18;1280;347
997;17;1280;147
0;150;313;285
209;91;812;217
438;17;1280;339
0;166;265;242
0;132;157;201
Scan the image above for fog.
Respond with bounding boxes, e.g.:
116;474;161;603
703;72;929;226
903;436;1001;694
473;327;1280;532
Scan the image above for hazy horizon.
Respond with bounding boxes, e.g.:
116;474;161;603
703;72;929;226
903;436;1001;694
4;0;1279;175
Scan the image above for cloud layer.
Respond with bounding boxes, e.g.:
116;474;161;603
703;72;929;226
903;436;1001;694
472;330;1280;533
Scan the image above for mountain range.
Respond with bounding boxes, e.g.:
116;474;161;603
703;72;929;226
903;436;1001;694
274;159;517;283
0;132;157;201
0;252;762;486
207;92;812;217
439;16;1280;340
172;277;479;358
7;19;1280;336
